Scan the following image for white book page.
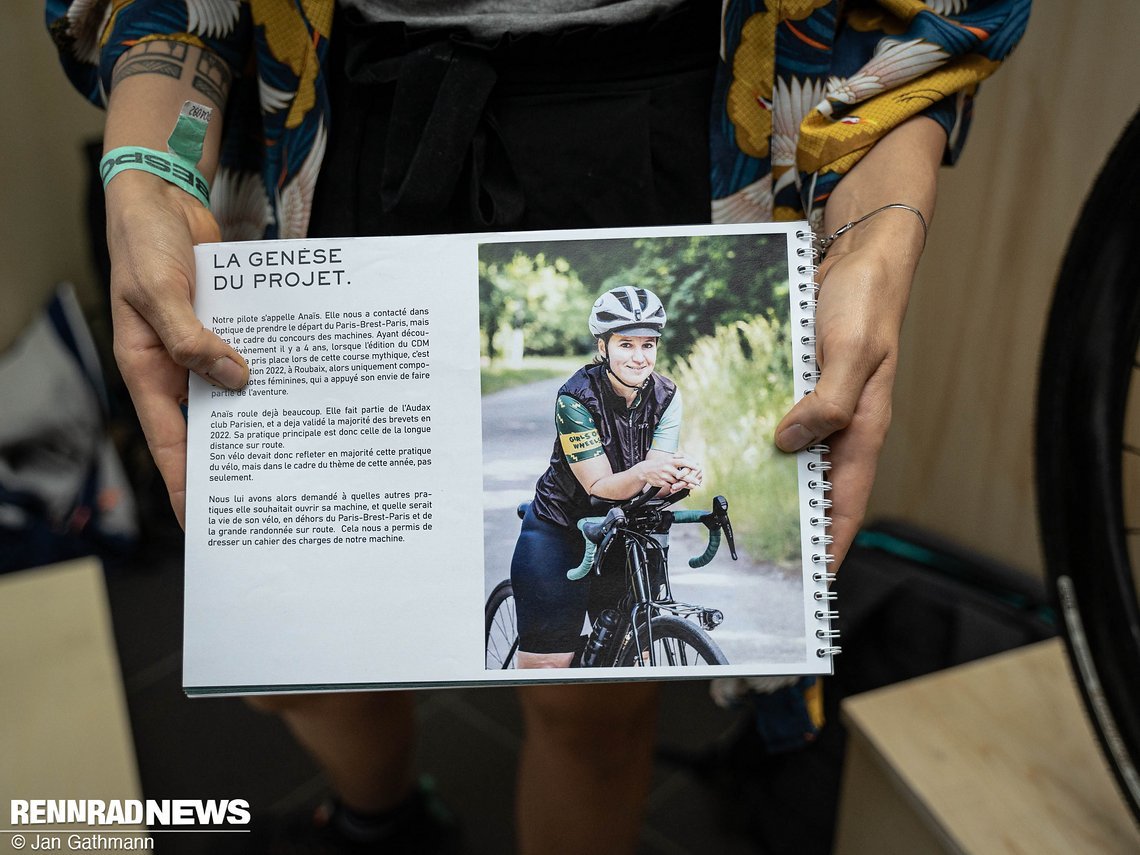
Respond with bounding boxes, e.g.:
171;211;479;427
184;234;486;690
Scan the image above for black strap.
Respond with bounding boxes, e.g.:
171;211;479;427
344;36;523;226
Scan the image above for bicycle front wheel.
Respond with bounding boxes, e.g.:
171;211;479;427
616;615;728;667
485;580;519;670
1037;109;1140;821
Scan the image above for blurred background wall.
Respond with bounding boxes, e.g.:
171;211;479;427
2;4;104;352
5;2;1140;578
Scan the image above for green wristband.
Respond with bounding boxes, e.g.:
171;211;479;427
100;147;211;207
99;100;212;208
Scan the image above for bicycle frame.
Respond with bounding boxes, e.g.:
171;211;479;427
592;508;724;667
617;528;665;666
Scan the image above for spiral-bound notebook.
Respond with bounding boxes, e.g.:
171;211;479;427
182;222;836;694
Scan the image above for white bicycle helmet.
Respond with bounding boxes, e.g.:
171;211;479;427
588;287;667;337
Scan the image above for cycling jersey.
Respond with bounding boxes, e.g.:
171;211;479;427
531;363;677;528
556;392;681;464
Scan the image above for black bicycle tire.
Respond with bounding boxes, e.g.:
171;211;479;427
615;614;728;667
484;580;519;670
1036;108;1140;822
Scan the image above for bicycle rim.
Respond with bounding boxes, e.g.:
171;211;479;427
1036;109;1140;822
484;580;519;670
616;614;728;667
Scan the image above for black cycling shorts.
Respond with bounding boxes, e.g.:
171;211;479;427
510;504;629;654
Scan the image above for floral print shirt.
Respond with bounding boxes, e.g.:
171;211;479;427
47;0;1030;235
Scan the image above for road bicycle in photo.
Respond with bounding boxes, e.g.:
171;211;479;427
485;488;735;670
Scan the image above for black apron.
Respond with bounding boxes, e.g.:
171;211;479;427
308;1;719;237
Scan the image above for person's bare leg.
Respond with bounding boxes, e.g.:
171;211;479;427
515;682;660;855
246;691;417;811
517;651;574;669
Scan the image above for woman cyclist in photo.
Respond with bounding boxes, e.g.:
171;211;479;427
511;286;703;669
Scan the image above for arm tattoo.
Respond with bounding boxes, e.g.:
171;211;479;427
111;39;231;110
192;50;232;110
111;40;189;89
113;57;183;83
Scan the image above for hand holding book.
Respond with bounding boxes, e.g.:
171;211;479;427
775;115;944;569
100;42;247;528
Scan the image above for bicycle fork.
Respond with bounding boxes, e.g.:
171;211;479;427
626;543;661;666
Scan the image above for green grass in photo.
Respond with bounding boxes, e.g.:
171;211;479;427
481;355;587;396
671;316;800;568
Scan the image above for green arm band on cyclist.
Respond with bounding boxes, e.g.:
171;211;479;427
557;395;605;463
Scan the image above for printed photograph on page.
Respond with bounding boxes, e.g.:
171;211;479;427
477;231;808;672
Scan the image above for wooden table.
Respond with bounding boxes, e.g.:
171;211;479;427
835;639;1140;854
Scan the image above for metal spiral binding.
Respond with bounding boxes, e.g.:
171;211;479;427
796;227;839;660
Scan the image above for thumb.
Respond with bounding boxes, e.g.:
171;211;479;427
109;187;249;390
774;346;880;452
165;210;250;389
168;320;249;390
134;277;250;390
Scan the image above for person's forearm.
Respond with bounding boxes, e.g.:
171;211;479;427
95;40;248;529
103;40;230;181
820;116;945;289
775;115;948;567
584;465;651;501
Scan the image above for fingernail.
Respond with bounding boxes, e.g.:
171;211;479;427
206;356;248;390
776;423;815;452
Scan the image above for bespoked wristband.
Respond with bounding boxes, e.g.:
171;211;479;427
99;101;213;208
